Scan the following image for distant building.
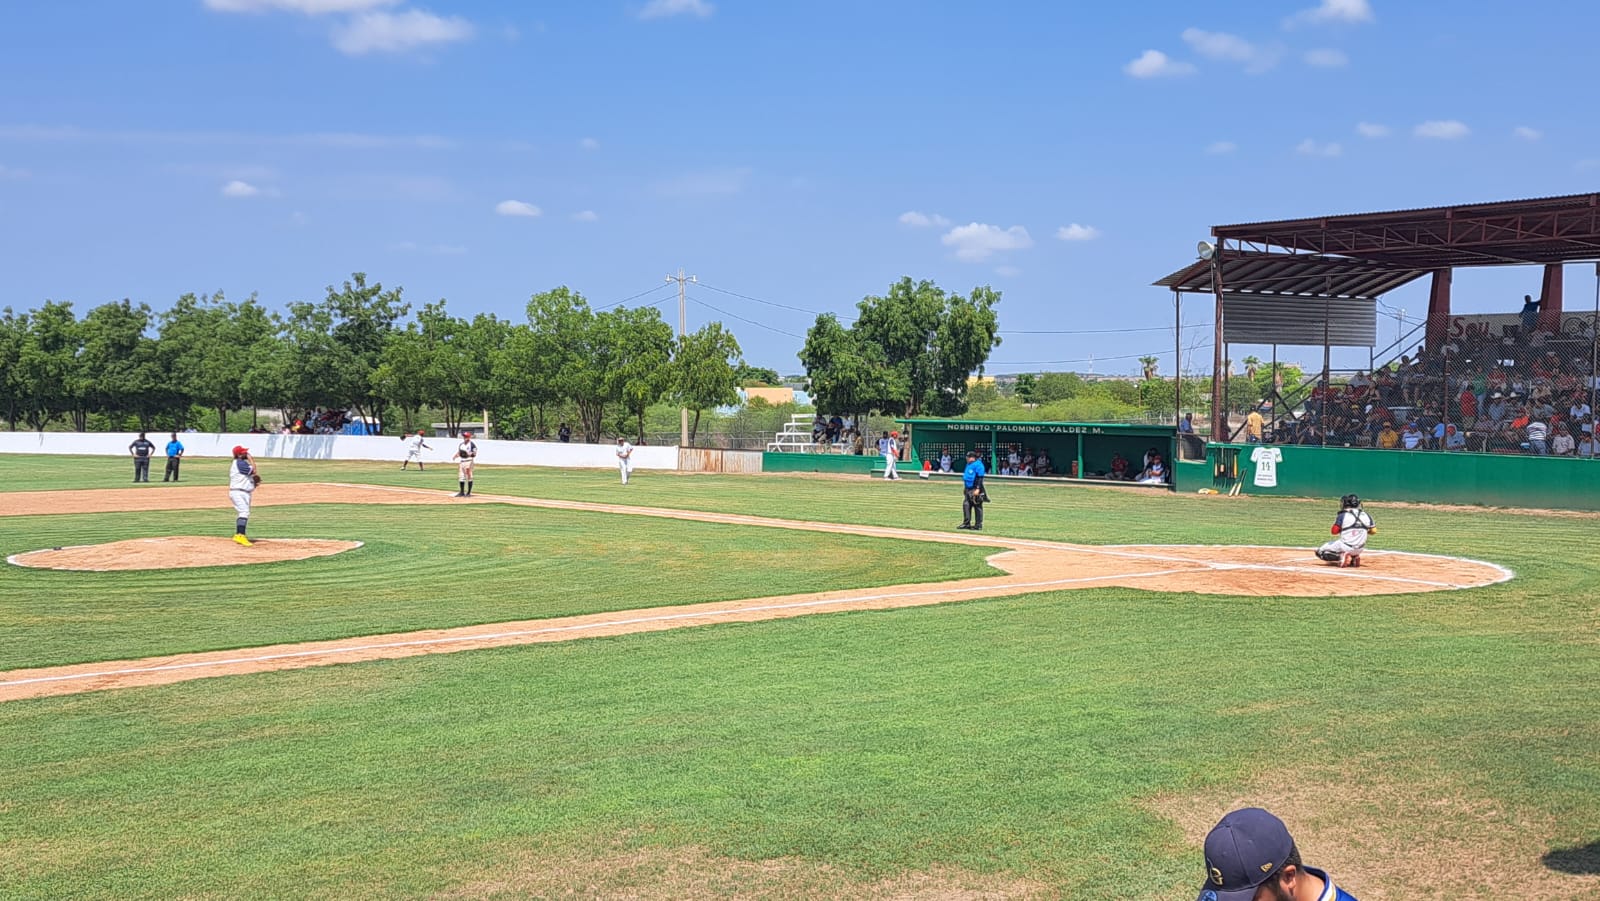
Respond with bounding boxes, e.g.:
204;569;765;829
740;387;796;406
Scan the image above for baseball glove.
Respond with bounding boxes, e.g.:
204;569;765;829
251;473;262;486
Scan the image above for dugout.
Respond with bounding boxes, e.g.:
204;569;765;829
894;418;1178;488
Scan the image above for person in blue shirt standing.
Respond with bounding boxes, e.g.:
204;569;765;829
958;450;987;531
1197;807;1359;901
163;432;185;482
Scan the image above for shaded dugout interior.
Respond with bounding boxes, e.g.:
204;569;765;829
893;419;1180;486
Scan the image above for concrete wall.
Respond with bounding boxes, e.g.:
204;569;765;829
0;432;681;471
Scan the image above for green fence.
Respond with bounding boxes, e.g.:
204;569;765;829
1211;442;1600;510
761;451;878;475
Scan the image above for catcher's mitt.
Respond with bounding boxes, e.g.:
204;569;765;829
251;473;262;486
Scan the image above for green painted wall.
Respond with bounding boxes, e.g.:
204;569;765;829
1216;443;1600;510
762;452;878;475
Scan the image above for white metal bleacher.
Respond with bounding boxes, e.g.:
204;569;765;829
768;413;833;453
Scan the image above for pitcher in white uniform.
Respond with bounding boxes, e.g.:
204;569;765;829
615;437;634;485
228;445;258;547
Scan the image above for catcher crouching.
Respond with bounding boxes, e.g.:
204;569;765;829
1315;493;1374;567
229;445;260;547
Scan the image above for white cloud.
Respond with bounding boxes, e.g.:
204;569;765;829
898;211;951;228
1056;223;1101;242
655;168;750;196
1207;141;1238;154
204;0;397;14
1124;50;1196;78
1355;121;1390;138
994;265;1022;278
1415;119;1470;140
1513;126;1542;141
579;137;600;151
1303;48;1348;67
1181;28;1283;73
332;10;474;54
221;179;262;197
1296;138;1343;157
638;0;713;20
1286;0;1374;28
572;210;599;222
495;200;541;217
941;223;1034;262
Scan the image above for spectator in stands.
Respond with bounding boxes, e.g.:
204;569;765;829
811;415;825;444
826;415;843;443
1376;421;1401;449
1442;423;1467;451
1520;294;1542;333
1244;406;1265;444
558;422;572;443
1579;429;1599;457
1526;413;1550;455
1485;393;1511;428
1571;398;1592;422
1552;422;1576;456
1401;421;1425;450
1178;412;1195;434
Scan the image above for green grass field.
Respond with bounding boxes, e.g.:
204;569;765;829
2;453;1597;899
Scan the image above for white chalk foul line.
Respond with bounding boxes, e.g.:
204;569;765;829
0;568;1191;689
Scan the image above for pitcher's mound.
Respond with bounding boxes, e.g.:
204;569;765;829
7;537;363;572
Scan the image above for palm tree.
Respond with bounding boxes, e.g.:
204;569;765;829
1138;355;1159;380
1242;355;1262;380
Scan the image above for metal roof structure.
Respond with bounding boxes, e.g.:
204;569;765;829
1156;191;1600;299
1154;251;1427;299
1211;191;1600;269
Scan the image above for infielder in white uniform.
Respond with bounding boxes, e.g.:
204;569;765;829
615;437;634;484
401;429;431;470
452;432;477;497
228;445;258;547
1315;493;1375;567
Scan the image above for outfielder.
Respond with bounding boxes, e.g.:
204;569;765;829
616;437;634;485
228;445;260;547
452;432;477;497
401;429;431;471
1315;494;1375;567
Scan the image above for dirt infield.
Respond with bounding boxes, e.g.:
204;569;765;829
8;536;362;571
0;483;1512;701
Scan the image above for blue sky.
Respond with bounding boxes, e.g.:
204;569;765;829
3;0;1598;376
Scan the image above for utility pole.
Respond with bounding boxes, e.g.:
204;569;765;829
667;268;697;447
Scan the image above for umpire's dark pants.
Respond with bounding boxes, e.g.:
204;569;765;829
963;492;984;528
133;457;151;482
164;456;181;481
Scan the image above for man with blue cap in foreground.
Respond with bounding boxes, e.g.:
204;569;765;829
1198;807;1359;901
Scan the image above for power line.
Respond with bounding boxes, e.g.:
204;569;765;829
697;282;858;322
686;294;804;338
987;345;1215;367
1000;323;1211;335
594;282;676;311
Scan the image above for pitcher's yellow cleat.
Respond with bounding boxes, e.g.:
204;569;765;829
233;534;254;547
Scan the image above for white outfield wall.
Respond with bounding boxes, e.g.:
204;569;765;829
0;432;682;471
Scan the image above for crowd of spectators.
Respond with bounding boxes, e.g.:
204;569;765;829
1276;310;1600;456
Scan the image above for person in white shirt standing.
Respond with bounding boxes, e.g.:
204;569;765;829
401;429;431;471
615;437;634;484
883;431;902;480
228;445;259;547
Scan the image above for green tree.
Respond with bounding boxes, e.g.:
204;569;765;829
160;292;276;431
674;322;743;445
0;308;25;429
1030;371;1085;403
1139;355;1160;380
608;305;675;444
799;314;894;425
515;287;616;442
372;325;433;433
1013;372;1037;404
324;273;410;425
849;277;1002;416
733;364;780;387
15;301;83;430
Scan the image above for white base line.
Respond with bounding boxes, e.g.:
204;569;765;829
0;569;1191;688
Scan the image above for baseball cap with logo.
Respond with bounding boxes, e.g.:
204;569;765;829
1196;807;1294;901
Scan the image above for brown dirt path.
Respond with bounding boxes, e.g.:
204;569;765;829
0;483;1511;701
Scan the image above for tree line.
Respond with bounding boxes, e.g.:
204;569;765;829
0;274;745;443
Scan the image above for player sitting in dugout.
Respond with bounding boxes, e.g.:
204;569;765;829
1315;494;1376;568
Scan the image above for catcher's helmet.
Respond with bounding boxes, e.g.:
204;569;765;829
1341;493;1361;509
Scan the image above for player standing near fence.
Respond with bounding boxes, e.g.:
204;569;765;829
452;432;477;497
615;437;634;485
228;446;259;547
401;429;430;471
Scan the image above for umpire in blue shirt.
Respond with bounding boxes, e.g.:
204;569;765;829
958;450;987;531
163;432;185;482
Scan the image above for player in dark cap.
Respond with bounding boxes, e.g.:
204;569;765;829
1197;807;1359;901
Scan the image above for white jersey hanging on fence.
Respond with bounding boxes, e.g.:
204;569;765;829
1250;446;1283;488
